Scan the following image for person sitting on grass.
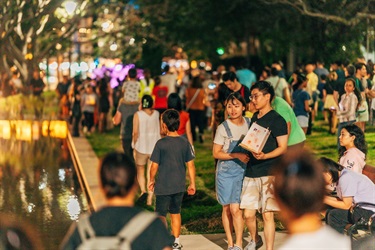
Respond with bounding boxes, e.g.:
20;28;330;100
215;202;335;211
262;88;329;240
319;157;375;234
338;124;367;174
149;109;196;250
273;151;351;250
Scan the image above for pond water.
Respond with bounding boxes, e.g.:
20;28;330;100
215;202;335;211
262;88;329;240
0;121;88;249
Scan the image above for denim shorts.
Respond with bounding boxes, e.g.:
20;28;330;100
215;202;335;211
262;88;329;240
155;192;184;216
216;159;245;205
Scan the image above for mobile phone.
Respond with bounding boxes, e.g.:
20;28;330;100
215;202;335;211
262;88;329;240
208;82;216;90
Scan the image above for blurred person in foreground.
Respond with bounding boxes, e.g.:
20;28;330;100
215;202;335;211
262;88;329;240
0;213;43;250
273;151;351;249
60;152;173;250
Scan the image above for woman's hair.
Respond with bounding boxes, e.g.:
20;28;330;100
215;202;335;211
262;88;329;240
338;124;367;159
345;78;362;104
292;73;307;91
167;93;182;111
162;109;180;132
154;76;161;86
250;80;275;103
100;152;137;199
141;94;153;109
222;71;238;82
319;157;344;183
273;151;326;219
225;92;246;110
217;82;231;105
191;76;203;88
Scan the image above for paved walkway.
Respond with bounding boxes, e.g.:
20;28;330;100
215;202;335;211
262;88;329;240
68;134;288;249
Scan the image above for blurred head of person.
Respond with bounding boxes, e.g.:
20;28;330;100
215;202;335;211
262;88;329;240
141;95;154;109
273;151;326;227
167;93;183;112
0;213;43;250
99;152;137;200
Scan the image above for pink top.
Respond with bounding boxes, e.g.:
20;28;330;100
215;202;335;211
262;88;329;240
339;147;365;173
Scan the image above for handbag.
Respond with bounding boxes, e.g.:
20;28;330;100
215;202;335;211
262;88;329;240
239;122;271;154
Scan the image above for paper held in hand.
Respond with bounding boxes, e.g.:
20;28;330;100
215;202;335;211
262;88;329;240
239;122;271;154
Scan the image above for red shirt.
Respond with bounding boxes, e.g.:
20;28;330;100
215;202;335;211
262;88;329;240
152;86;168;109
178;111;189;135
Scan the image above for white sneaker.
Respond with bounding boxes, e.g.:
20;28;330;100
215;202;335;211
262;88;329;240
172;242;182;250
244;240;256;250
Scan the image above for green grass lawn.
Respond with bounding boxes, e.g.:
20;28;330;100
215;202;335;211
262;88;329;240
86;117;375;234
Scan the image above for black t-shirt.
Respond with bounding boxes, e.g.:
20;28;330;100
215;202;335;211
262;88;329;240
245;110;287;178
61;206;173;250
150;136;195;195
29;78;45;96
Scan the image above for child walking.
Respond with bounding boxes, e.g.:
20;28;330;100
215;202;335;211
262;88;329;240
132;95;161;205
149;109;196;250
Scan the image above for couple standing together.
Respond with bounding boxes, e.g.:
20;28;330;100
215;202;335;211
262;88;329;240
213;81;288;250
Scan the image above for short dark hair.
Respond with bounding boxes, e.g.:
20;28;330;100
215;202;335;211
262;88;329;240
346;64;355;77
273;151;326;218
128;68;137;79
162;109;180;132
250;80;275;103
319;157;344;183
167;93;182;111
99;152;137;199
141;94;154;109
355;62;366;72
222;71;237;82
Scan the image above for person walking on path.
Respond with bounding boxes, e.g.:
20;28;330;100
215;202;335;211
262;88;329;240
133;95;161;205
149;109;196;250
240;81;288;250
185;76;206;143
167;93;193;146
213;92;250;250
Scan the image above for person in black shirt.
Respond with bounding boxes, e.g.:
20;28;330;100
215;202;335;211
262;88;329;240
240;81;288;250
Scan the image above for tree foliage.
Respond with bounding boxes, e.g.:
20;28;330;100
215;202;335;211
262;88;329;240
0;0;90;82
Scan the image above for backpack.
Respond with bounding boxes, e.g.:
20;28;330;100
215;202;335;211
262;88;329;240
77;211;157;250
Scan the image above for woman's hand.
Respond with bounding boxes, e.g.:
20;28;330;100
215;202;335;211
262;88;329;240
235;153;250;163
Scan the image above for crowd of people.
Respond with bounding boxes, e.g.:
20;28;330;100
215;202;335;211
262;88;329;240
1;58;375;250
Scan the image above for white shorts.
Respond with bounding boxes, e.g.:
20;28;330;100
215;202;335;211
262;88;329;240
297;115;309;128
240;176;279;213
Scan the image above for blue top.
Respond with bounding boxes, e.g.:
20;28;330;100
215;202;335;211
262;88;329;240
292;89;310;117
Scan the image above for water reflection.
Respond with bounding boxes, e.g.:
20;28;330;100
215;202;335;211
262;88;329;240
0;120;88;249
